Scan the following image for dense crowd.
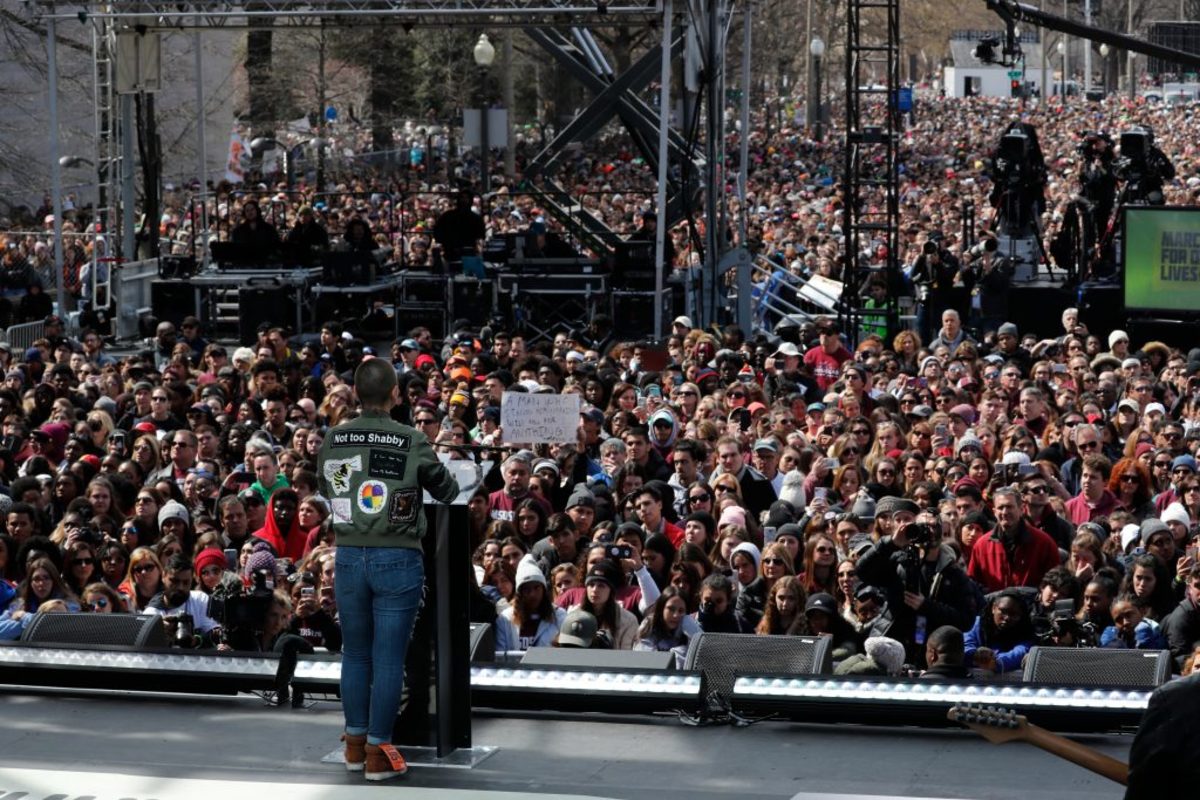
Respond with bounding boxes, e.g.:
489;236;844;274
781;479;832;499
0;298;1198;684
1;92;1200;684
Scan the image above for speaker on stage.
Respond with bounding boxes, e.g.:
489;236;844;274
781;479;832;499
238;287;297;345
683;632;832;706
150;280;196;329
1021;646;1171;688
519;646;676;671
469;623;495;663
20;611;168;648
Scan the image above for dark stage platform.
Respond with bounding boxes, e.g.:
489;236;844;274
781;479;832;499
0;688;1131;800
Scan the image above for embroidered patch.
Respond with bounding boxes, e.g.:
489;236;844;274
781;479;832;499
357;480;388;515
322;455;362;495
368;449;408;481
331;498;352;524
329;429;411;449
388;489;419;524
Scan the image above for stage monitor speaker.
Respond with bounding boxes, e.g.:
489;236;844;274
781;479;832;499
1022;646;1172;688
150;280;196;329
469;623;495;663
20;611;168;648
520;646;675;671
683;632;832;706
238;287;297;344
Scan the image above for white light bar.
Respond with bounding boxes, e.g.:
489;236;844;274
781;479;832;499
732;677;1150;711
0;646;277;676
294;658;342;684
471;666;703;696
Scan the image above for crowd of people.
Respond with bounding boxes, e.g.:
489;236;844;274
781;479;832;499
0;91;1200;687
1;295;1199;685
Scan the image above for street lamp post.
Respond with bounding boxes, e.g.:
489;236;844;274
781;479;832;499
1056;39;1066;96
473;33;495;194
810;37;825;142
1099;43;1110;95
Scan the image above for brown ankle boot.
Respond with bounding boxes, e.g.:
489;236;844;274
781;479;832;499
364;742;409;781
341;733;366;771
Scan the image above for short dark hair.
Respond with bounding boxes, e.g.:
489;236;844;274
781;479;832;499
165;553;193;574
700;572;732;598
927;625;964;663
355;358;398;408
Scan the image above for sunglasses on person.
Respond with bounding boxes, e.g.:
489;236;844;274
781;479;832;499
761;557;787;566
688;493;711;504
89;598;109;610
132;563;157;575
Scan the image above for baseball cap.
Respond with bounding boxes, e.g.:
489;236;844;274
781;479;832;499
805;593;838;617
558;609;599;648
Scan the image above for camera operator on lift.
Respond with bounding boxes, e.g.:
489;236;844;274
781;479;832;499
855;508;978;665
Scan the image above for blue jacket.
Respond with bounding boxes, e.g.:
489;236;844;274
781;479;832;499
963;616;1034;674
1100;619;1168;650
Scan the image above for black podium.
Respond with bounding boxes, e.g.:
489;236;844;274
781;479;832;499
393;501;474;757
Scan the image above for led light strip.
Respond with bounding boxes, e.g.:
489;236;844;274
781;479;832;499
732;677;1151;711
0;646;278;676
471;666;703;696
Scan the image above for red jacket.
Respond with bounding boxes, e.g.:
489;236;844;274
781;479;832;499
967;522;1061;594
1063;489;1120;525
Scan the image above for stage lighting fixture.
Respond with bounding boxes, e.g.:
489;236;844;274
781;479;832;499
470;666;705;713
730;676;1149;731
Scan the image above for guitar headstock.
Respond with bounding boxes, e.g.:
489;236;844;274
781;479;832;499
947;704;1030;744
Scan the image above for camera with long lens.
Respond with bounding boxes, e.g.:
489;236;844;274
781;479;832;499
900;523;939;592
206;568;275;640
1032;598;1097;647
159;612;198;648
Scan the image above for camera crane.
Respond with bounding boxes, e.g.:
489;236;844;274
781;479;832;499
978;1;1200;282
983;0;1200;73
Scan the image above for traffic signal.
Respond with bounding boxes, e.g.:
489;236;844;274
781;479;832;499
1010;79;1022;98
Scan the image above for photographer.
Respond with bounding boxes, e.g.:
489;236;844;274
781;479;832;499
909;239;963;342
1077;132;1118;235
855;513;977;662
144;553;222;648
960;238;1010;334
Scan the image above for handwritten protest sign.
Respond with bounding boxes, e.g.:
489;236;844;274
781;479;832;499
500;392;581;444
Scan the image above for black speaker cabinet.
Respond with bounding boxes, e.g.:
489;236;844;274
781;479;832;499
150;280;197;329
1022;646;1171;688
683;632;832;706
238;287;298;345
20;611;168;648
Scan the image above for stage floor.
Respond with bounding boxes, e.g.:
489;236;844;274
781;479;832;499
0;688;1131;800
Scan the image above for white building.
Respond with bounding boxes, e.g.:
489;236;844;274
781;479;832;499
942;35;1052;100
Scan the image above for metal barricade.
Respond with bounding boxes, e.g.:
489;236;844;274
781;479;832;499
5;321;45;352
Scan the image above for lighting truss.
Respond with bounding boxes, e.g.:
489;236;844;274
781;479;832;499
731;676;1150;731
33;0;662;27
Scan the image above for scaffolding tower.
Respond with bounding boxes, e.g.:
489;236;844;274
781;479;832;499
841;0;900;344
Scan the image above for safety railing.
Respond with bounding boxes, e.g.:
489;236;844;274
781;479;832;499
750;255;843;335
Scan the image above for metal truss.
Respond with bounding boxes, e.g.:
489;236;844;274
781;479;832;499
521;26;700;250
34;0;662;27
841;0;901;344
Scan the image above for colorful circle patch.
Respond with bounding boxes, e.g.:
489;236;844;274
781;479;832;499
357;480;388;515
